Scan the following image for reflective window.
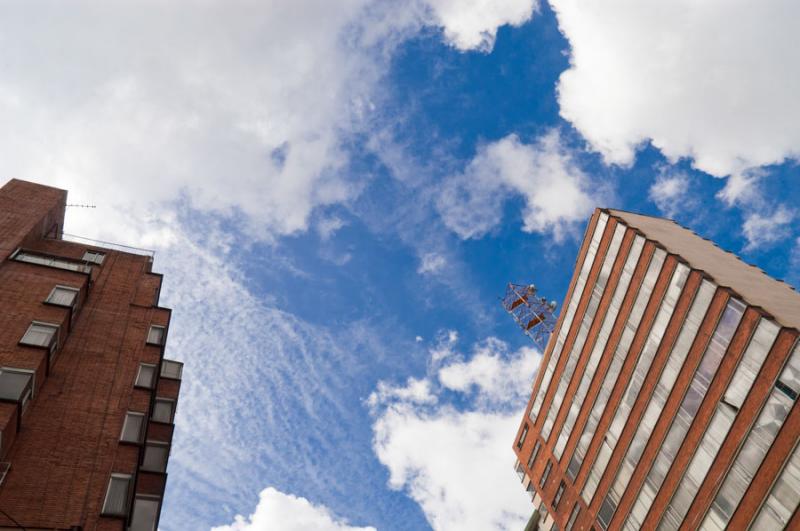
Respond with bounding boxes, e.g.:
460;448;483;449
587;263;689;513
101;473;131;516
554;481;566;509
530;213;608;423
147;325;165;345
566;503;581;531
528;440;541;470
541;460;553;489
659;318;779;530
604;280;715;530
13;250;92;273
541;223;626;441
567;248;667;481
625;298;745;530
703;341;800;530
152;398;175;423
555;235;645;459
142;441;169;473
135;363;157;389
82;250;105;264
46;285;79;307
518;424;529;449
120;411;145;443
20;321;59;350
160;359;183;380
751;441;800;529
129;496;160;531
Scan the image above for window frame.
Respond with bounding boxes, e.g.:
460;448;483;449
82;250;105;265
141;440;170;473
146;325;166;346
45;285;80;308
129;494;162;531
517;423;529;449
135;363;157;389
101;473;132;516
554;480;566;509
152;397;176;424
120;411;146;444
160;359;183;380
540;460;553;489
19;321;60;352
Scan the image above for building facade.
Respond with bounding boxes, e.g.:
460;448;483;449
0;179;181;530
513;208;800;530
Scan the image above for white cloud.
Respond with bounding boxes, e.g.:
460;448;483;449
212;487;376;531
418;252;448;274
371;336;537;530
648;170;690;218
438;338;539;405
553;0;800;184
436;130;599;240
741;206;794;251
426;0;539;52
368;377;438;407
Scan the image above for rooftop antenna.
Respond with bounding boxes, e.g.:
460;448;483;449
501;283;558;349
66;203;96;208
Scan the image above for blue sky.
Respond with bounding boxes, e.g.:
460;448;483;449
1;1;799;530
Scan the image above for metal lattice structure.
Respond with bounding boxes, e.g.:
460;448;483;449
502;283;558;349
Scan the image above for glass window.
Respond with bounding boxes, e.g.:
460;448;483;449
554;481;566;509
751;441;800;529
82;250;105;264
555;234;645;459
528;440;542;469
541;223;627;441
129;496;160;531
704;341;800;530
530;213;609;423
46;285;79;307
540;460;553;489
0;368;33;401
101;473;131;516
147;325;165;345
20;321;59;349
120;411;145;443
566;503;581;531
518;424;529;449
567;248;667;482
625;298;745;530
152;398;175;423
584;263;689;506
135;364;157;389
142;441;169;472
13;250;92;274
160;359;183;380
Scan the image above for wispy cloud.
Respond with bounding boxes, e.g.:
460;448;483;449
741;206;794;251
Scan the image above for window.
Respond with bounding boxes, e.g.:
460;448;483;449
160;359;183;380
0;368;34;413
120;411;145;443
46;285;79;307
147;325;165;346
12;250;92;274
20;321;59;350
540;460;553;489
566;503;581;531
528;441;541;469
152;398;175;423
142;441;169;472
529;213;609;423
101;473;131;516
554;481;566;509
135;364;157;389
82;250;105;264
518;424;529;449
129;495;160;531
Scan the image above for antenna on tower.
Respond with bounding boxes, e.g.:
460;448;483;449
501;282;558;349
66;203;96;208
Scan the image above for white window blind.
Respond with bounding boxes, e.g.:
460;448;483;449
130;496;160;531
101;474;131;516
161;360;183;380
147;325;165;345
120;411;145;443
152;398;175;423
20;322;58;348
136;364;157;388
46;285;79;307
142;442;169;472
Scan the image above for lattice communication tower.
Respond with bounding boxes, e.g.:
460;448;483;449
501;283;558;349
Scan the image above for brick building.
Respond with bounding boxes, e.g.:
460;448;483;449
513;208;800;530
0;179;181;530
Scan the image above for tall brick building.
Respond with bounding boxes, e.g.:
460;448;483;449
0;179;181;530
513;208;800;530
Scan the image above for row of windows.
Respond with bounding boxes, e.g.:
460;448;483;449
102;473;161;530
554;235;645;459
541;223;627;442
589;263;690;525
624;297;746;529
529;213;609;424
599;279;716;530
567;248;666;481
